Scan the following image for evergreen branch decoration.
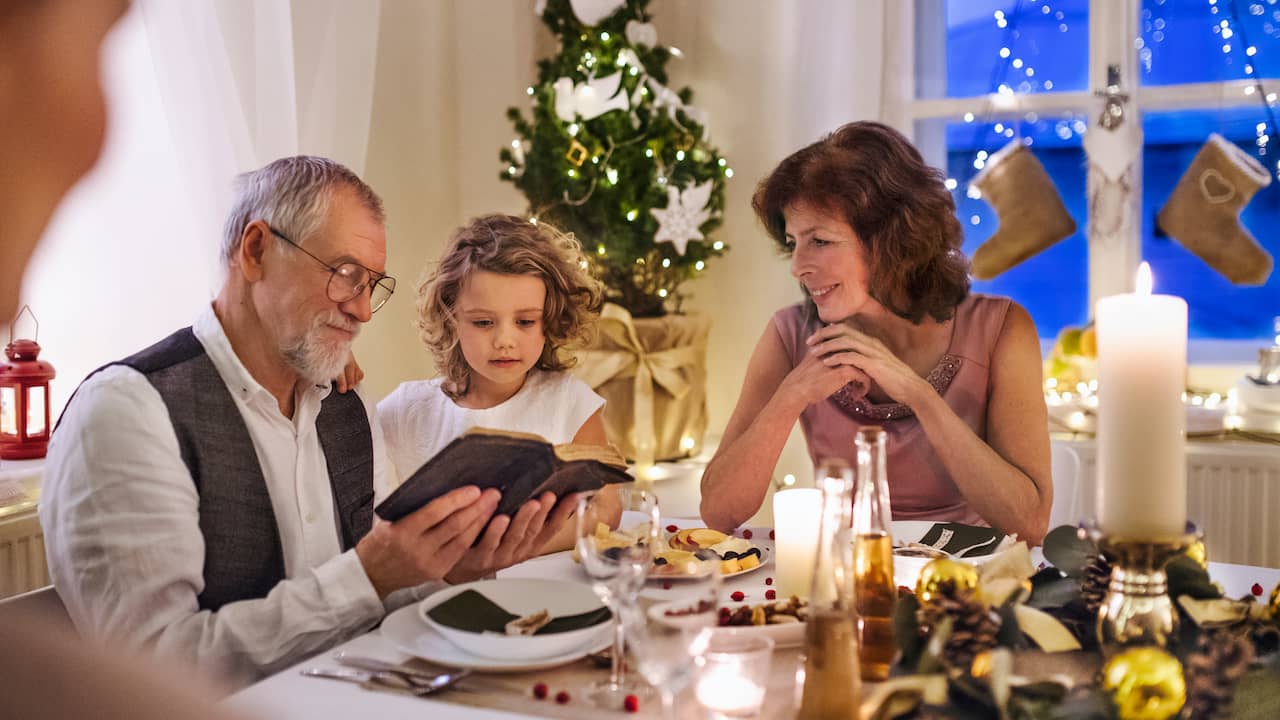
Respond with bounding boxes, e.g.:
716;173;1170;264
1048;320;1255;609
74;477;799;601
500;0;731;317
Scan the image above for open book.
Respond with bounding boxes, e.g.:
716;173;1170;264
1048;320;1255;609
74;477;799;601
374;428;633;522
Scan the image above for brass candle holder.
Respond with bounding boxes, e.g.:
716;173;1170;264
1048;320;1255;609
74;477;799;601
1086;522;1200;655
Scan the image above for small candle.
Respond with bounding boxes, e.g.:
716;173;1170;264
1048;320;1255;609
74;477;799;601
695;664;766;717
1095;263;1187;538
772;488;822;600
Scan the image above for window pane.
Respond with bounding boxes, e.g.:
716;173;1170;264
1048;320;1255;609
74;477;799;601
1139;0;1280;86
928;0;1090;99
922;115;1090;338
1142;108;1280;339
0;387;14;436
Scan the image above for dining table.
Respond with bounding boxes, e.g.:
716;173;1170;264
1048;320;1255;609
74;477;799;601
225;519;1280;720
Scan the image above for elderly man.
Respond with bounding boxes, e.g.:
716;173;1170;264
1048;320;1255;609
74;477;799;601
41;156;570;687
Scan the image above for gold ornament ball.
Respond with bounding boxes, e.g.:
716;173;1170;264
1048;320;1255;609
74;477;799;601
1102;647;1186;720
915;557;979;605
1183;540;1207;570
1268;583;1280;622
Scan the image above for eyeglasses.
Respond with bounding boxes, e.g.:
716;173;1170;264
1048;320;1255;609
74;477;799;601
268;226;396;313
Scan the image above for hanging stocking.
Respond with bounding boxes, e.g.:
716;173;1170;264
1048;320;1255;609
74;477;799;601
1156;133;1274;285
969;141;1078;279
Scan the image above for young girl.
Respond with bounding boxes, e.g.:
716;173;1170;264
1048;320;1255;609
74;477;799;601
377;214;620;569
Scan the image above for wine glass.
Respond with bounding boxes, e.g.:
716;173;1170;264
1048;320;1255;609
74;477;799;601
624;553;721;719
575;486;661;709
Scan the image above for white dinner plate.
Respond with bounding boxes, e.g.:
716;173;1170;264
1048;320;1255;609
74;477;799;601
380;603;612;673
650;546;772;582
648;598;804;649
418;578;609;661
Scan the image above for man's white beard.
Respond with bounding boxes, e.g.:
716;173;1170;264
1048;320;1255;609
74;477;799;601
283;311;359;385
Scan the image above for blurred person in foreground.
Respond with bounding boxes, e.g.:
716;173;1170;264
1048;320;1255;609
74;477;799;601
699;122;1051;545
0;1;251;718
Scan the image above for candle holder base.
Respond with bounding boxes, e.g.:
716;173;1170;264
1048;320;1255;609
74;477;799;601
1085;522;1200;655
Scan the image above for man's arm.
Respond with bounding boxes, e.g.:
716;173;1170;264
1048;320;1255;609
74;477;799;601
41;367;385;687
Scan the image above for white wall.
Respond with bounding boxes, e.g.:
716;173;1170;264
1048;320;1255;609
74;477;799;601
18;1;970;503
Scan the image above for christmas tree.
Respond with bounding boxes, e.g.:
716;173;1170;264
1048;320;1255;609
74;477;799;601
500;0;731;318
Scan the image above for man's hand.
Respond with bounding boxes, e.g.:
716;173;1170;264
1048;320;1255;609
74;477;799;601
444;492;579;584
355;486;499;599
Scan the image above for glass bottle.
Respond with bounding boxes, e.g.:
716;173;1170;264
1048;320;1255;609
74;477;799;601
797;458;861;720
853;426;896;681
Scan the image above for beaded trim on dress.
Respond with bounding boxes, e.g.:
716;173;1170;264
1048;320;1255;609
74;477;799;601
829;354;963;421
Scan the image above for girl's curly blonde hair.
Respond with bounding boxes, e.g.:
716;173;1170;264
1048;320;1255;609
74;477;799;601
417;214;604;399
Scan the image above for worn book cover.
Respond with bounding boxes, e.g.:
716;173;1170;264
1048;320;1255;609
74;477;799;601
374;428;632;522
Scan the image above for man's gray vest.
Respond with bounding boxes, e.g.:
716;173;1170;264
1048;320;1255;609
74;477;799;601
60;327;374;611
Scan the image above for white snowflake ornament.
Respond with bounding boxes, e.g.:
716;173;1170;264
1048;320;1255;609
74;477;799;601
650;181;713;255
569;0;625;26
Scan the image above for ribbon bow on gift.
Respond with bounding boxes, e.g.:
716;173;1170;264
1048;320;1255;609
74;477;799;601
574;304;700;465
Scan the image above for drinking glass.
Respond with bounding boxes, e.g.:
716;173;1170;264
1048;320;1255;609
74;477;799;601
623;554;721;719
575;486;661;709
696;634;775;719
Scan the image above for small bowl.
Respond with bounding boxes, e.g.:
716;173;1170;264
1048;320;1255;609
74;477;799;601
419;578;609;661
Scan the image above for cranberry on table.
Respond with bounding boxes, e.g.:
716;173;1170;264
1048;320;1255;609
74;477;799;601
624;694;640;713
555;690;571;704
730;591;745;602
532;682;548;699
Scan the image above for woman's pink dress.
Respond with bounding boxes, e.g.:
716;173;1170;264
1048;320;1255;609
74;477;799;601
773;294;1012;524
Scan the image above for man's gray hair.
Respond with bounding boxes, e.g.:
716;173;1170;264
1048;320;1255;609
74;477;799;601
221;156;385;267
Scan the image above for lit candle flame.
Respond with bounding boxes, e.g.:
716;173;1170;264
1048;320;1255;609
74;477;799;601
1135;262;1153;296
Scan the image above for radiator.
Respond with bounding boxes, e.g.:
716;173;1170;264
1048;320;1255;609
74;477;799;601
0;510;48;599
1068;440;1280;569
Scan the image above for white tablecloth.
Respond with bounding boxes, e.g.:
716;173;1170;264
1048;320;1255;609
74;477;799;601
226;521;1280;720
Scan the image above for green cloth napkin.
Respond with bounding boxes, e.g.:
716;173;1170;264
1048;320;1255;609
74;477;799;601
426;589;612;635
917;523;1006;557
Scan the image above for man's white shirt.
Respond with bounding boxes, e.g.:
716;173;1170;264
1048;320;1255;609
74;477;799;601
40;305;408;688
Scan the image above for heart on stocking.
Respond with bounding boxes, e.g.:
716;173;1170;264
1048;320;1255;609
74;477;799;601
1198;169;1237;204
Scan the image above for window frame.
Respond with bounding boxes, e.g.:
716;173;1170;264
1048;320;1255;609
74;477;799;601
902;0;1272;362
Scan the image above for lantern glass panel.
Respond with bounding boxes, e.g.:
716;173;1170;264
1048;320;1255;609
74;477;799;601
26;386;45;436
0;387;15;436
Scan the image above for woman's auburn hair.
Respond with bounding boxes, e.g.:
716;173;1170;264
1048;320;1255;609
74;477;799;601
751;121;970;324
416;214;604;399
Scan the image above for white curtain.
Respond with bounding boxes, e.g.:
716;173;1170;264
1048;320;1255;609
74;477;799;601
139;0;383;270
19;1;382;420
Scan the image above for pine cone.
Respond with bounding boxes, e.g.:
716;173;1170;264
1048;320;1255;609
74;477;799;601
1081;553;1112;616
1181;627;1254;719
916;580;1002;672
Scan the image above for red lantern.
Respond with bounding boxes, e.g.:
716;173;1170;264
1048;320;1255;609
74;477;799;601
0;307;56;460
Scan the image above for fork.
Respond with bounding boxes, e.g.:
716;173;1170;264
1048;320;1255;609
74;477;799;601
301;665;469;696
334;652;471;686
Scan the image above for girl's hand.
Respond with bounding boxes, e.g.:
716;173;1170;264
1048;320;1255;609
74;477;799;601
444;492;578;583
806;324;930;406
779;341;871;408
336;353;365;393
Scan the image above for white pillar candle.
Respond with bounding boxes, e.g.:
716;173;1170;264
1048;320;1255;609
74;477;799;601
1095;263;1187;538
772;488;822;600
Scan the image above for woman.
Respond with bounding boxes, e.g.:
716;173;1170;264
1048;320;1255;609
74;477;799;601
700;122;1052;545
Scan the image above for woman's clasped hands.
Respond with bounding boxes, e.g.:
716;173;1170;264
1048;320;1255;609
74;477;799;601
804;323;933;408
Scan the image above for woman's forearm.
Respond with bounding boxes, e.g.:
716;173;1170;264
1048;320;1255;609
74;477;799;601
700;392;807;532
909;388;1050;544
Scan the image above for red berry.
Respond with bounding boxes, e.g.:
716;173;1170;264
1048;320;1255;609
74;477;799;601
624;694;640;713
555;690;571;704
666;524;678;533
730;591;745;602
765;589;777;600
662;581;672;590
1253;583;1265;596
742;529;753;539
532;682;548;699
769;529;776;540
765;577;773;586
